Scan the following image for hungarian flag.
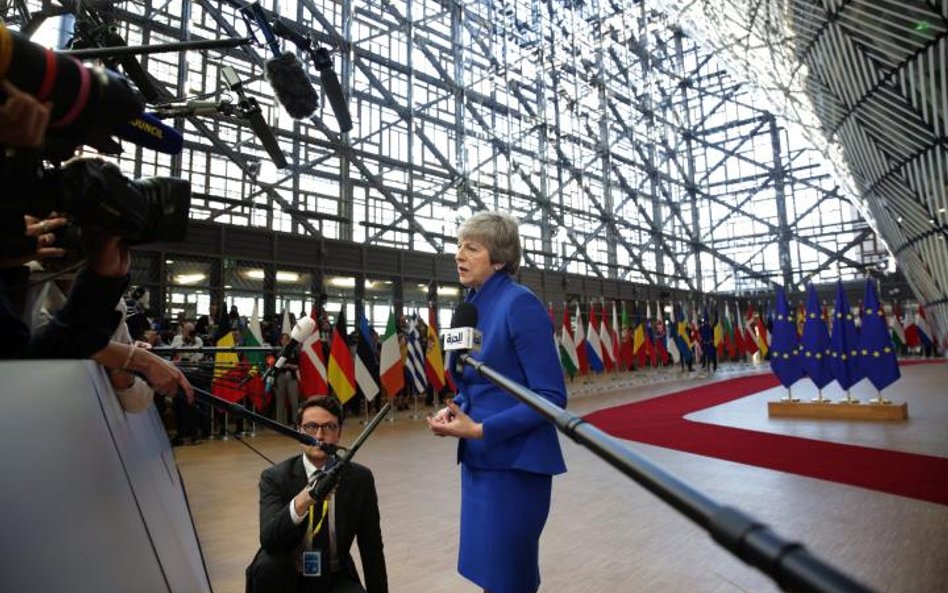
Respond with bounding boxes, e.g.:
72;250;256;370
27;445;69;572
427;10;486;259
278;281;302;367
355;313;380;401
379;309;405;398
327;307;356;403
889;304;906;350
299;306;329;398
424;307;447;392
559;303;579;377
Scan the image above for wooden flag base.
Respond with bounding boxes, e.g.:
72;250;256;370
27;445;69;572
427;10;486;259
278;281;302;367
768;400;908;421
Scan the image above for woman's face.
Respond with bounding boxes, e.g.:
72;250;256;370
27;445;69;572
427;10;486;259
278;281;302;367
456;237;494;289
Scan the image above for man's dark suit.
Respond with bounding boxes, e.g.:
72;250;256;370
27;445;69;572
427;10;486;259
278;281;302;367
246;456;387;593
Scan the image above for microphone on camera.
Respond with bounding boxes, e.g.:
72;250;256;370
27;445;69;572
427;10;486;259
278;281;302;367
111;112;184;154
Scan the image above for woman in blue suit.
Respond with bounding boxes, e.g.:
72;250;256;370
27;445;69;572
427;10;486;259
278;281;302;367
427;211;567;593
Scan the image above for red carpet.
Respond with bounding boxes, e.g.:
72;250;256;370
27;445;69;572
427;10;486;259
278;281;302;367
584;371;948;506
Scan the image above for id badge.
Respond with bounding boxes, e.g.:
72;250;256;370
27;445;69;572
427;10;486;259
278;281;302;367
302;550;322;577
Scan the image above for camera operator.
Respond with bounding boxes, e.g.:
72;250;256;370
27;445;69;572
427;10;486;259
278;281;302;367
1;24;193;400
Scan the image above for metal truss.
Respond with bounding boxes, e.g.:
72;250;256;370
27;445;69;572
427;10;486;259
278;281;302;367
652;0;947;346
8;0;881;298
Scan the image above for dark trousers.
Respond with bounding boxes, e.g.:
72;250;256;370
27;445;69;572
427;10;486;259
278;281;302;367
246;549;365;593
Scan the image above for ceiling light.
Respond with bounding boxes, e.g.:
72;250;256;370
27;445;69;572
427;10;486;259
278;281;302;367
330;277;356;288
276;271;300;282
175;273;206;285
242;269;265;280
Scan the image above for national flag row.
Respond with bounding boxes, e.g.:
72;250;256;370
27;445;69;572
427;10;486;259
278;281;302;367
210;304;453;410
552;288;936;379
553;299;771;376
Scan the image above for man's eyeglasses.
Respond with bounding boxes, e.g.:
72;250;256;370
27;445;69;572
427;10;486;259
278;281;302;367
300;421;339;435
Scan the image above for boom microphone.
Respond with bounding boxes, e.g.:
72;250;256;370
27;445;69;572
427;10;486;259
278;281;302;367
270;17;352;132
265;51;319;119
111;112;184;154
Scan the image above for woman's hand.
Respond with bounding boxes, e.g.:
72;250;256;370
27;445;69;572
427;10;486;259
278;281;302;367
426;401;483;440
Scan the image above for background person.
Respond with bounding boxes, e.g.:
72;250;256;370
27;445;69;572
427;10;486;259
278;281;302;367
427;211;566;593
247;396;387;593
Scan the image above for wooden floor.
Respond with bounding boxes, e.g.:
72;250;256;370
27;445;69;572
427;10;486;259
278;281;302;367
175;361;948;593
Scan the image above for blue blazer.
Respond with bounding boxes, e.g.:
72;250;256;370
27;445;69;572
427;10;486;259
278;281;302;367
451;272;567;476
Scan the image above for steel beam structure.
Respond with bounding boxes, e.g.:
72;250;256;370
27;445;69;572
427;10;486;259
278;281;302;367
8;0;882;301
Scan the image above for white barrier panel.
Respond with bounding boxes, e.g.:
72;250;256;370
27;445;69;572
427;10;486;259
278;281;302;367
0;360;212;593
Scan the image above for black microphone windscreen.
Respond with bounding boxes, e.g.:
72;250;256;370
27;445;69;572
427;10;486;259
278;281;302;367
451;303;478;329
265;52;319;119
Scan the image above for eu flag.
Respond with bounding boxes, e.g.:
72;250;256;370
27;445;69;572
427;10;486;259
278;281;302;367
858;279;901;391
770;286;803;387
829;281;863;390
800;283;833;389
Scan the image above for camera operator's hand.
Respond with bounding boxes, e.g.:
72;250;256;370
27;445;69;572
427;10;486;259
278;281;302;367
0;80;51;148
0;214;68;269
25;214;68;253
89;235;131;278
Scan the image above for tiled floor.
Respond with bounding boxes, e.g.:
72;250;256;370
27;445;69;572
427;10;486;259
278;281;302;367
175;359;948;593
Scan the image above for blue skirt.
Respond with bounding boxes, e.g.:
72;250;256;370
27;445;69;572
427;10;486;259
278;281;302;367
458;465;552;593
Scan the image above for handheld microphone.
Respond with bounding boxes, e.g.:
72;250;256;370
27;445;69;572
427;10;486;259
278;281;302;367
259;316;316;382
444;303;481;374
265;51;319;119
111;112;184;154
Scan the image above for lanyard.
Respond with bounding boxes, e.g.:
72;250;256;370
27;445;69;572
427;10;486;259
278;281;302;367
307;498;330;544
